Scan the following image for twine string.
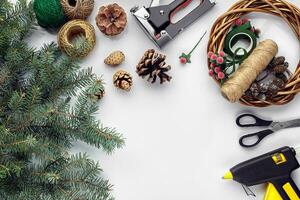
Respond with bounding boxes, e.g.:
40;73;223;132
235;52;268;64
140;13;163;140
60;0;94;20
58;19;96;58
221;39;278;103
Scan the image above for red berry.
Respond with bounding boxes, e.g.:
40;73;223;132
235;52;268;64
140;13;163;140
180;57;187;64
235;19;243;26
210;63;216;68
209;70;214;76
218;72;225;79
215;67;221;73
243;17;249;24
207;51;214;58
216;57;224;64
210;54;217;60
219;51;225;57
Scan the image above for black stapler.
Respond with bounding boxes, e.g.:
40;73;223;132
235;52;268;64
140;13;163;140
131;0;215;48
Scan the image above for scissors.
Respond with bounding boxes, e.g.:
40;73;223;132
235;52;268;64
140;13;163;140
236;113;300;148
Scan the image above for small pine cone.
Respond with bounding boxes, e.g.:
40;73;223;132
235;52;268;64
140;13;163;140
94;88;105;100
259;83;269;93
273;65;288;74
136;49;172;84
113;70;133;91
245;82;260;100
87;79;105;101
249;82;260;97
104;51;125;66
270;56;285;68
276;73;289;83
266;78;285;98
272;78;285;89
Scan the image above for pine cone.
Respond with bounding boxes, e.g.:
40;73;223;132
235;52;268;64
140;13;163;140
276;73;288;83
246;56;290;101
113;70;133;91
95;3;127;36
249;82;260;98
266;78;285;98
94;88;105;100
104;51;125;66
269;56;285;68
273;65;288;74
87;79;105;101
136;49;172;84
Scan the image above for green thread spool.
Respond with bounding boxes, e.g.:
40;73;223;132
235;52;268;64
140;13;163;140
33;0;66;28
224;22;257;60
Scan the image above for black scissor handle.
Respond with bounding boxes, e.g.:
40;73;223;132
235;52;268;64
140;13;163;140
239;129;274;148
236;114;273;127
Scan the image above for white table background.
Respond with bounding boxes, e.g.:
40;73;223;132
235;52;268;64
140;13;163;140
27;0;300;199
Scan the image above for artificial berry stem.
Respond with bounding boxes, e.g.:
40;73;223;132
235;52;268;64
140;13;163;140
179;31;207;65
188;31;207;55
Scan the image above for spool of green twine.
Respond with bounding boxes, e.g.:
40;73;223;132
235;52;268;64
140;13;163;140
33;0;66;28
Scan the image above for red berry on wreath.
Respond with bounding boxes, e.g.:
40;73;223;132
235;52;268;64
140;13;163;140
217;57;224;64
235;18;243;26
215;67;221;73
211;54;217;60
243;17;249;24
218;72;225;79
208;51;214;58
219;51;225;57
209;70;214;76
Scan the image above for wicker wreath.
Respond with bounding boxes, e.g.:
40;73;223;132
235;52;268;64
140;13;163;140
208;0;300;107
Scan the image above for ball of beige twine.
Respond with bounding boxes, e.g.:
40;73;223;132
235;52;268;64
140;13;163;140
221;39;278;103
60;0;94;20
58;19;96;58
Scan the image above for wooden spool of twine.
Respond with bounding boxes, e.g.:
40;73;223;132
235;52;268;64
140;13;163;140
58;19;96;58
60;0;94;20
208;0;300;107
222;39;278;102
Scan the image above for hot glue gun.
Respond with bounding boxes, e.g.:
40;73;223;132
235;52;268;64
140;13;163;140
223;146;300;200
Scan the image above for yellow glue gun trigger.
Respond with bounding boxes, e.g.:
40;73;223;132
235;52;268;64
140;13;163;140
265;183;283;200
264;182;300;200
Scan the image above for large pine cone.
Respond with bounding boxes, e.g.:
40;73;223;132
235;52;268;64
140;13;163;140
136;49;172;84
95;3;127;36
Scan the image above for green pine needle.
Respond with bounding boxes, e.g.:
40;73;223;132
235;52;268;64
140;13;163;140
0;1;124;199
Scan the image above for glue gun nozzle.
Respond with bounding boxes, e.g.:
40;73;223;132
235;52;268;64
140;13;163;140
222;171;233;180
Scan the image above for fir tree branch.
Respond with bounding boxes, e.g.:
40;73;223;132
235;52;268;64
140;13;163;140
0;1;124;199
0;139;29;147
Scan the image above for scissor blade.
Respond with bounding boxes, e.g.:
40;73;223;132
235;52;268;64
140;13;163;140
274;119;300;130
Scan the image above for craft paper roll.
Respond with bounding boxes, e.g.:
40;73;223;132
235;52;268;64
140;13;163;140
221;39;278;102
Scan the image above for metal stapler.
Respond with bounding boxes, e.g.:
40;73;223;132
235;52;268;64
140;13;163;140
131;0;215;48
